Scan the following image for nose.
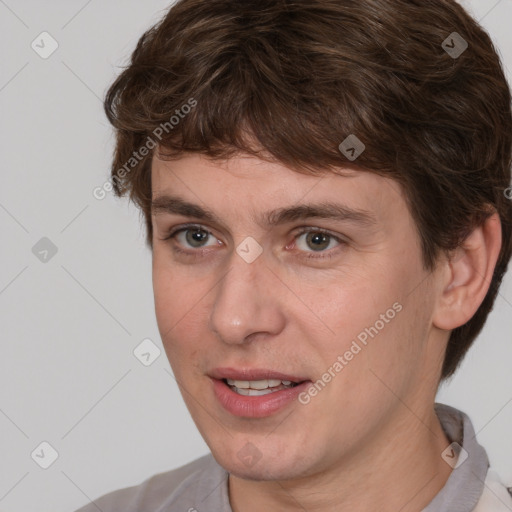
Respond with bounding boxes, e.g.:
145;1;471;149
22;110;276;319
208;248;286;345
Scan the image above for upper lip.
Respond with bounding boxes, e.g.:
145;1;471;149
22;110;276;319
210;367;309;383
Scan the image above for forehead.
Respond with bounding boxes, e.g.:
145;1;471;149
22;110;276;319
150;153;406;226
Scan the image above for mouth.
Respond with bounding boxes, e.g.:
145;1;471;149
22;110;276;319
223;378;301;396
209;368;311;418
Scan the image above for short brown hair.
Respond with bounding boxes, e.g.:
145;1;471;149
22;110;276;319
103;0;512;380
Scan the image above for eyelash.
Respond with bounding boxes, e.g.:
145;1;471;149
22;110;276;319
161;223;345;260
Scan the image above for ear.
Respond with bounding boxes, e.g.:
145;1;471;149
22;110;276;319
433;212;502;331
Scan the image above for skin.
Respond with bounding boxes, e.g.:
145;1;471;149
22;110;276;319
150;152;502;512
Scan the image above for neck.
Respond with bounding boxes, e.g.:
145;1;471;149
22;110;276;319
228;405;453;512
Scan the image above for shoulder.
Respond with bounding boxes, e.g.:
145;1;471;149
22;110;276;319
73;453;219;512
473;469;512;512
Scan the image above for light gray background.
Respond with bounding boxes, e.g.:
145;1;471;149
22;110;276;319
0;1;510;511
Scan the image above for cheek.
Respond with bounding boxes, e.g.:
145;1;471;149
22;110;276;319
303;264;414;368
152;264;176;333
298;275;389;339
152;261;210;362
151;256;219;431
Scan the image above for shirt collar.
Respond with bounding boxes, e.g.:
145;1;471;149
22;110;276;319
422;402;490;512
183;403;490;512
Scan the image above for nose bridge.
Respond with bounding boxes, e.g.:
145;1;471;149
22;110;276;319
209;247;284;344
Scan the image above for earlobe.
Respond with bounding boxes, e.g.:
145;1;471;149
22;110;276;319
432;212;502;331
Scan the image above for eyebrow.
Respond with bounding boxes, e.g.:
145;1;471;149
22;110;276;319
151;194;378;228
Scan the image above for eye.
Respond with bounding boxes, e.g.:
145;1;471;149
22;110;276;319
292;228;345;258
161;224;345;261
163;224;220;250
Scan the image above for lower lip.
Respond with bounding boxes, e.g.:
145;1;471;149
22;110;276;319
212;378;311;418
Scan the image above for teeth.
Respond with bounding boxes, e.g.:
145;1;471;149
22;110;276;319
235;388;276;396
226;378;293;389
225;378;297;395
250;379;281;389
232;380;250;389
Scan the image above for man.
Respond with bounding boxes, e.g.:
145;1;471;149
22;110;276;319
78;0;512;510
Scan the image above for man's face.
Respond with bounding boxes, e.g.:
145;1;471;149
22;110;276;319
151;153;444;480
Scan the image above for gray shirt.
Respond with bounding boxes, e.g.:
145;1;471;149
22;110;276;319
74;403;512;511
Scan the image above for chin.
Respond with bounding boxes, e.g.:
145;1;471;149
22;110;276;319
210;440;316;482
228;459;308;482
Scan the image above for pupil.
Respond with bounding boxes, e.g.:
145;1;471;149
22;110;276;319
307;232;329;251
187;229;208;247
